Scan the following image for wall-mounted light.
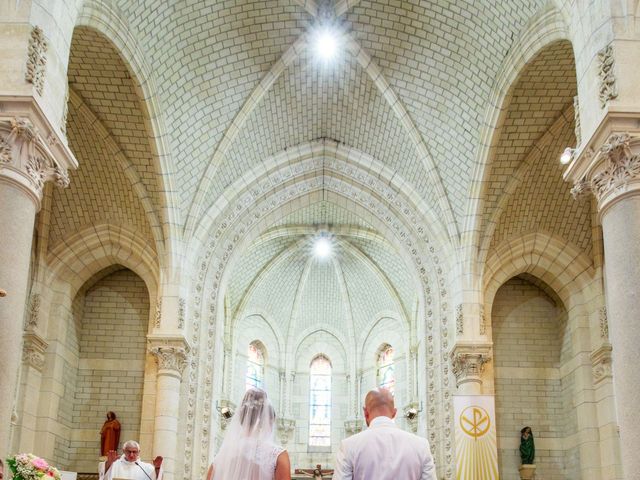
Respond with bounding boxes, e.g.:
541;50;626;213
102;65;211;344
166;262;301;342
404;402;423;420
216;401;234;419
560;147;576;165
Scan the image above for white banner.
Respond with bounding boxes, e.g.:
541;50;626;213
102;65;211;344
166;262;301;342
453;395;499;480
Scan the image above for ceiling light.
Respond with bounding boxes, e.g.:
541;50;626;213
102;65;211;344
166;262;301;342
315;29;338;61
560;147;575;165
314;236;332;258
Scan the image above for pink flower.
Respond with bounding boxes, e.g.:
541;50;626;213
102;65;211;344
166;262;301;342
32;457;49;470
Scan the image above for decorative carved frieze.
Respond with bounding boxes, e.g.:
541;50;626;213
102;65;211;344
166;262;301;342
0;117;71;200
573;95;581;146
598;45;618;108
178;297;186;329
599;306;609;339
479;304;487;335
455;304;463;335
149;344;189;376
450;343;492;388
61;87;69;135
277;417;296;444
22;332;48;372
570;133;640;211
154;298;162;328
25;293;41;330
344;418;363;436
25;26;48;95
591;344;613;385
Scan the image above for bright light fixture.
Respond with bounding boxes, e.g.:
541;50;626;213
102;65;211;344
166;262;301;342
315;29;338;61
560;147;575;165
314;236;332;258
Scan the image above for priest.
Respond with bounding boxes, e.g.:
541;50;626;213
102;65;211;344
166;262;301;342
100;440;163;480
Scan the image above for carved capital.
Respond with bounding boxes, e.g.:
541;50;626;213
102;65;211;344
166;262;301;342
22;332;48;372
148;335;190;378
450;343;492;388
344;418;363;436
568;132;640;213
591;344;613;385
277;417;296;444
0;117;71;205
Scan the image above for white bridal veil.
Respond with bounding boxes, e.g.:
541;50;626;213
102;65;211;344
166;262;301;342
212;388;278;480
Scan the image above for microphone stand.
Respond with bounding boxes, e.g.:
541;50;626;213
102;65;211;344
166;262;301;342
135;461;153;480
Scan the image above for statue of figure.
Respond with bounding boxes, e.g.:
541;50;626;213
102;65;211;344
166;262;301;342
519;426;535;465
313;464;323;480
100;411;121;456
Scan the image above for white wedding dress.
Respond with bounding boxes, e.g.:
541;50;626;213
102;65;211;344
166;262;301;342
211;389;285;480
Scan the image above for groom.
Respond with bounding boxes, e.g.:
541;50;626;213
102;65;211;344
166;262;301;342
332;388;436;480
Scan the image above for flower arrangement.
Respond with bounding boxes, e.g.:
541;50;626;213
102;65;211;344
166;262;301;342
6;453;61;480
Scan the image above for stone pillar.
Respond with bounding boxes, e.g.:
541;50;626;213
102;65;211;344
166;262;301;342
0;109;75;456
565;129;640;477
450;342;492;395
149;340;189;480
12;332;48;452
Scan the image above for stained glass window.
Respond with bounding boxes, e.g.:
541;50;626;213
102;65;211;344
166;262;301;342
309;354;331;447
246;341;265;390
377;344;395;394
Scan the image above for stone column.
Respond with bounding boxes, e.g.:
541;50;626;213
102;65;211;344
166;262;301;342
0;110;75;456
149;340;189;480
13;332;48;452
450;342;492;395
566;129;640;477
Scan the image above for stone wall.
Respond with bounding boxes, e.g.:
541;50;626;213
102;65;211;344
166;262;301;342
492;276;573;480
53;268;149;472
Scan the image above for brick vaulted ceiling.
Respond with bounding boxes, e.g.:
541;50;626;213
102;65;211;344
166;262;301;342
58;0;589;277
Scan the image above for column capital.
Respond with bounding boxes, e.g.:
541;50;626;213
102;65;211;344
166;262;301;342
565;113;640;215
22;331;48;372
450;342;492;389
276;417;296;445
590;344;613;385
148;334;190;378
0;97;77;207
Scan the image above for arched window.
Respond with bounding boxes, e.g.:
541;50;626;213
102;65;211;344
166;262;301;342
309;354;331;447
246;341;265;390
377;344;395;394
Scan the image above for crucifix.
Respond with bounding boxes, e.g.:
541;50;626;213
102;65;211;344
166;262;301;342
295;464;333;479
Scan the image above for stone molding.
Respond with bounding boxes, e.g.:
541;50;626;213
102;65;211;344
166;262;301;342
569;132;640;213
573;95;581;146
22;332;48;372
590;344;613;385
599;306;609;339
148;336;190;378
25;26;48;95
455;304;463;335
0;115;73;205
597;44;618;108
276;417;296;445
450;343;492;388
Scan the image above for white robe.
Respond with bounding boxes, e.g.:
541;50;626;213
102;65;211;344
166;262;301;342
100;455;162;480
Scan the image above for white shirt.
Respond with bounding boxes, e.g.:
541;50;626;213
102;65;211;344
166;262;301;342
100;456;161;480
332;416;437;480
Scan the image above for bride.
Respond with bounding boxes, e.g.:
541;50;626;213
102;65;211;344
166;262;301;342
206;388;291;480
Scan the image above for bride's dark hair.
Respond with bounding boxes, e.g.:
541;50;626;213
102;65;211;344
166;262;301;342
238;388;275;433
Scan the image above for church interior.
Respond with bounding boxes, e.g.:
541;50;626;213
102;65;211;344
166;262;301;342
1;1;639;479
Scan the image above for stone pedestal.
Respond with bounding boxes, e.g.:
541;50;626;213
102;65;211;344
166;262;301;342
518;464;536;479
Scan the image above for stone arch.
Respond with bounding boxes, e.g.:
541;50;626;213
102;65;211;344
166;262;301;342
483;232;594;316
74;0;180;269
185;142;454;479
465;4;572;274
483;231;602;478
